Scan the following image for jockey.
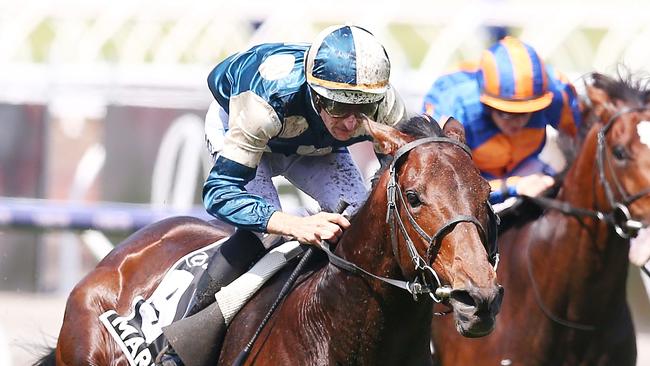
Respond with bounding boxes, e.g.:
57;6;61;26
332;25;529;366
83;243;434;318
157;24;405;366
422;36;581;204
203;24;404;245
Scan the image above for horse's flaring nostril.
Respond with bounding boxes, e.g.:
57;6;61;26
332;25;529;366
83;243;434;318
451;290;476;308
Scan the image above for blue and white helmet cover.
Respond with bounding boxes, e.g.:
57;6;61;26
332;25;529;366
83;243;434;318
306;25;390;104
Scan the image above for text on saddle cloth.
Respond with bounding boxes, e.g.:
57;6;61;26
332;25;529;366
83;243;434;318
98;237;303;366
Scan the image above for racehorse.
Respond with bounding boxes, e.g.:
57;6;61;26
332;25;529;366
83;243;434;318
35;115;503;366
430;72;650;366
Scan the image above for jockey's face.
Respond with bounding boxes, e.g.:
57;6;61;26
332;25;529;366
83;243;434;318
315;95;378;141
320;110;366;141
490;108;532;136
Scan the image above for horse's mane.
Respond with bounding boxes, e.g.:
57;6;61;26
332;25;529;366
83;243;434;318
556;69;650;169
578;70;650;142
371;115;444;186
396;114;444;139
591;70;650;106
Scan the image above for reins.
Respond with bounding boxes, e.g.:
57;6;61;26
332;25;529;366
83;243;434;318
233;201;350;366
525;219;597;331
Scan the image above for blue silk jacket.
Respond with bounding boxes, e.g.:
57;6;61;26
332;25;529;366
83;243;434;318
204;43;405;232
421;64;581;203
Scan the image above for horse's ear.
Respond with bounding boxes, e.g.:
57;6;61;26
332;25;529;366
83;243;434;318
365;119;412;156
586;77;616;123
442;117;467;144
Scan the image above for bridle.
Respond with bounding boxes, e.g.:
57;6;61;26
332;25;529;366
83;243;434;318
595;106;650;238
386;137;499;301
319;135;499;304
528;106;650;238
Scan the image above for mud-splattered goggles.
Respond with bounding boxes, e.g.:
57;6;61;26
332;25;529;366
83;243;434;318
316;95;380;118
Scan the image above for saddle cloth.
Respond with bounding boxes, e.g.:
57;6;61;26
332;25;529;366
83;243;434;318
98;239;303;366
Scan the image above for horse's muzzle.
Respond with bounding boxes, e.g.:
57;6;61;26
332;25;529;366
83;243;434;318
449;283;504;338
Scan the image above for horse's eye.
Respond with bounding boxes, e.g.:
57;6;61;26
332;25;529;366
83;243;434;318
612;145;629;161
406;191;422;207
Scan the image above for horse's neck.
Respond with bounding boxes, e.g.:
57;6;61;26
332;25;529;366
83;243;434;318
336;205;398;279
561;130;603;213
537;132;630;311
330;197;413;302
303;189;431;359
560;129;626;254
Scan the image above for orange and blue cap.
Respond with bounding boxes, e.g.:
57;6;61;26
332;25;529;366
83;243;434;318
478;36;553;113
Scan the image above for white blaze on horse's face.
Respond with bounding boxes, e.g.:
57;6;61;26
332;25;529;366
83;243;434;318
638;121;650;148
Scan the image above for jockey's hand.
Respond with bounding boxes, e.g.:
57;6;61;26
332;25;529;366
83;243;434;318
515;173;555;197
266;211;351;246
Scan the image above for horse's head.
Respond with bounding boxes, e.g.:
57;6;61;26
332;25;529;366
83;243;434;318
580;73;650;243
367;116;503;337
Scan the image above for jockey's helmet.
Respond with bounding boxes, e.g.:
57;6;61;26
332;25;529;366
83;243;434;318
306;25;390;105
478;36;553;114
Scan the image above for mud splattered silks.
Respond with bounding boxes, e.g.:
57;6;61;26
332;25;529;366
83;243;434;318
202;41;404;231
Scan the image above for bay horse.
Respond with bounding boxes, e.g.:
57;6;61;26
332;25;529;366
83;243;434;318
431;72;650;365
36;115;503;366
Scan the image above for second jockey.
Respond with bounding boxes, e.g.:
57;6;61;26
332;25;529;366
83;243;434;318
422;36;581;204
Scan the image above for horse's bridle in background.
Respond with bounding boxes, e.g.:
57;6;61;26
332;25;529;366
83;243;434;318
318;135;499;304
596;106;650;238
528;106;650;239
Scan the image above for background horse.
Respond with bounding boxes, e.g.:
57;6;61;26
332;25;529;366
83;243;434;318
37;115;503;366
430;72;650;365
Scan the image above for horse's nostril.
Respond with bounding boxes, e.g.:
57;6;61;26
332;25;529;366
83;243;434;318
497;285;505;300
451;290;476;308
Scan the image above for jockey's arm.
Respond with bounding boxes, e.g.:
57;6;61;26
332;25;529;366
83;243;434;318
203;92;281;232
203;163;349;245
420;73;467;124
488;174;555;204
266;211;350;246
203;92;350;245
372;84;407;165
547;68;582;137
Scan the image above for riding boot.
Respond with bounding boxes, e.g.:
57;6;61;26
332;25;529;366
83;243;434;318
155;345;184;366
157;229;266;366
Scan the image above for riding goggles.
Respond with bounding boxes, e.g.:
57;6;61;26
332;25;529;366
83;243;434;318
493;109;531;121
316;95;381;118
